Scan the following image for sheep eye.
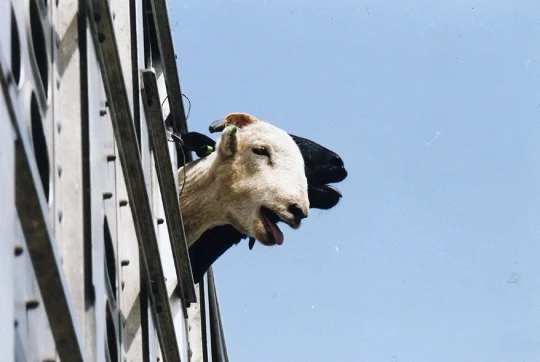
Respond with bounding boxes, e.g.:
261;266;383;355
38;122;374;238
252;146;270;157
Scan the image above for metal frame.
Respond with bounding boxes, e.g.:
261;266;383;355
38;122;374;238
141;69;196;304
85;0;182;359
2;0;230;359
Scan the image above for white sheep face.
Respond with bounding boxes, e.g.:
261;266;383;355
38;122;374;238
213;113;309;246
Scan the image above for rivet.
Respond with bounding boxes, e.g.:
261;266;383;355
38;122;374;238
107;155;116;162
121;260;130;266
58;210;63;223
57;165;62;177
103;192;113;200
119;200;128;207
100;108;107;116
14;245;23;256
157;218;164;225
26;299;40;310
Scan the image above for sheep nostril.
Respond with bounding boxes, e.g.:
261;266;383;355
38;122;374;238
288;203;308;222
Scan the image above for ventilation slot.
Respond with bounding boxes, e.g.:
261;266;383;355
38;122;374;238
104;217;117;301
105;304;118;362
11;8;21;85
29;0;48;97
30;93;50;200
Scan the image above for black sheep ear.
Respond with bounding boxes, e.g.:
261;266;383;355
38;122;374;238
183;132;216;150
182;132;216;158
209;119;226;133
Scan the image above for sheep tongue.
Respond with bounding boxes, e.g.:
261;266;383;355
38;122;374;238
269;223;284;245
261;208;284;245
263;218;283;245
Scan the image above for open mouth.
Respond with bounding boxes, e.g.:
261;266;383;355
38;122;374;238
260;206;295;245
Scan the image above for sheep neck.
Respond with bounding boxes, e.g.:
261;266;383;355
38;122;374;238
178;155;229;246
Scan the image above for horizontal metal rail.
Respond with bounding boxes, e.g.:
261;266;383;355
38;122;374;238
0;53;86;362
141;69;196;304
85;0;181;360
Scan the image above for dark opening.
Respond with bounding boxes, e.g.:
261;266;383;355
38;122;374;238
11;8;21;85
104;217;117;300
29;0;48;97
30;93;50;200
106;304;118;362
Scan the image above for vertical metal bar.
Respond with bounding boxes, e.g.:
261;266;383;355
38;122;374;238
148;0;188;135
199;280;209;362
0;84;15;362
141;69;196;304
207;268;229;362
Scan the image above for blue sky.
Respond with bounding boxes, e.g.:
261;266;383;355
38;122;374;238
170;1;540;361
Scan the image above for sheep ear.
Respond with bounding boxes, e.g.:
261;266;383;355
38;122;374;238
216;113;258;158
225;113;259;128
217;124;239;158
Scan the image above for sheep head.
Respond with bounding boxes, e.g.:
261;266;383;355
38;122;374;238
208;113;309;246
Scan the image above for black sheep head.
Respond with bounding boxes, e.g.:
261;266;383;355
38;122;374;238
290;134;347;210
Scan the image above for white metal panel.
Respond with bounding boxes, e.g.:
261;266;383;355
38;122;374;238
55;0;87;334
87;25;106;362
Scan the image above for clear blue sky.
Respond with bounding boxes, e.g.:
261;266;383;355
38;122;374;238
170;1;540;361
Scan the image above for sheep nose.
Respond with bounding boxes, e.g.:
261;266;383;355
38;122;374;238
288;203;308;223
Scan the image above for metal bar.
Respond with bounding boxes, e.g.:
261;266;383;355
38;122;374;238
141;69;196;304
207;268;229;362
0;56;86;362
84;0;181;360
149;0;188;135
199;280;209;362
